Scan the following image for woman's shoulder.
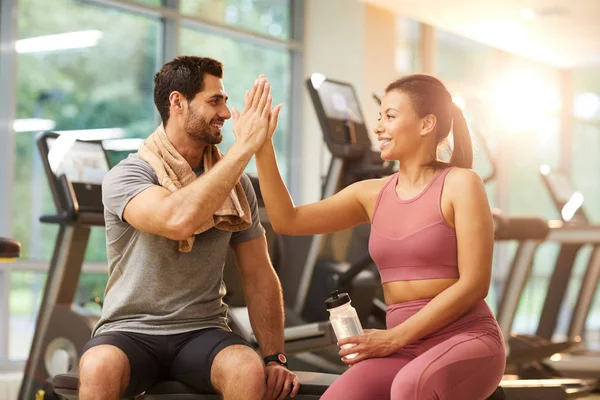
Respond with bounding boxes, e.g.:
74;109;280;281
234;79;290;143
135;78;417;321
444;167;487;199
348;176;397;215
445;167;483;185
340;176;395;207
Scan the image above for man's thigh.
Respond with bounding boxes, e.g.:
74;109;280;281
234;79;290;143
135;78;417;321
81;331;162;397
169;328;254;393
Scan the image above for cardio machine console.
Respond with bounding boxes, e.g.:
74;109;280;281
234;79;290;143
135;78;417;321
38;132;110;222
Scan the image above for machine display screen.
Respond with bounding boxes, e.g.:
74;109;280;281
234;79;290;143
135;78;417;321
46;137;109;185
316;80;364;125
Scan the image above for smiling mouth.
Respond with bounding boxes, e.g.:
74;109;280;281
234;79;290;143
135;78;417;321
379;139;392;150
211;121;224;132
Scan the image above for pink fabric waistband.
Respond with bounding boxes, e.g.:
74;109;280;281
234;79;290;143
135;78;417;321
386;299;500;338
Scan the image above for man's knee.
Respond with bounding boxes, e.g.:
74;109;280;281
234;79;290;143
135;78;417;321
211;345;265;394
79;345;130;390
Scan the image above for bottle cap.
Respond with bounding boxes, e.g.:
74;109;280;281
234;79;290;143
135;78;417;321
325;289;351;309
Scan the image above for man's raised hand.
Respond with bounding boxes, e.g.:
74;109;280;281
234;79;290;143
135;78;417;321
232;76;272;153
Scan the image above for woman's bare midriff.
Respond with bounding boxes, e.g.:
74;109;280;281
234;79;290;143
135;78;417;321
382;278;458;305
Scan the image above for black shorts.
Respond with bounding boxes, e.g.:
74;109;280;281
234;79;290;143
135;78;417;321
81;328;252;396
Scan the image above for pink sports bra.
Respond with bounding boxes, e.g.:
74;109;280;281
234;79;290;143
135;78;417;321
368;168;459;284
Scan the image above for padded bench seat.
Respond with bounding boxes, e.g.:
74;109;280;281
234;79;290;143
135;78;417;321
53;368;338;399
53;368;505;399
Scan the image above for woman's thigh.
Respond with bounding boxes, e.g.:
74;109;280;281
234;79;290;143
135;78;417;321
391;332;505;400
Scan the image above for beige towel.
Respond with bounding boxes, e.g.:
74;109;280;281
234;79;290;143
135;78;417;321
139;124;252;252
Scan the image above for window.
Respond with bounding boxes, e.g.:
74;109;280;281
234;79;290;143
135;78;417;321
395;16;420;73
551;245;595;343
571;122;600;220
180;0;291;39
14;0;161;261
9;271;45;360
180;27;291;178
4;0;298;365
573;68;600;124
133;0;163;6
8;0;161;361
571;69;600;220
496;60;561;335
570;68;600;348
435;29;564;333
436;29;497;89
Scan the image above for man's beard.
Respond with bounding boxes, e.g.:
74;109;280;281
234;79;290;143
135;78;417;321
184;110;223;145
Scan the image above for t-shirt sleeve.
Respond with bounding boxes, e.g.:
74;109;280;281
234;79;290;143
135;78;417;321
102;156;158;223
230;174;266;245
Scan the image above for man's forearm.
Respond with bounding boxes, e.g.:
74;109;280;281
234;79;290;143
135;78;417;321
245;272;285;357
166;143;253;236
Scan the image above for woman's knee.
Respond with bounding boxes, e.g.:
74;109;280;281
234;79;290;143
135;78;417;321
390;370;420;400
322;359;401;400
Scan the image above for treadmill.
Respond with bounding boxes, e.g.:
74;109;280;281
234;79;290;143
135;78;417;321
536;166;600;381
19;133;107;400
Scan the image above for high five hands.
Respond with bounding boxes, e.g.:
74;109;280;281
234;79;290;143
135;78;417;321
232;75;283;153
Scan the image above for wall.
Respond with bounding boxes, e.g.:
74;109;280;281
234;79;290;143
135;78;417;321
363;5;397;143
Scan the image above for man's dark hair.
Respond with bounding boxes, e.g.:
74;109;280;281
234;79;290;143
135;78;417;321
153;56;224;126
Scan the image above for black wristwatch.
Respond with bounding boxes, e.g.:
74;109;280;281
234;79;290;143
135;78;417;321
264;353;288;367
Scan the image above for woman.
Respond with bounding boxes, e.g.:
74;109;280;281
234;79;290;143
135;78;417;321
255;74;506;400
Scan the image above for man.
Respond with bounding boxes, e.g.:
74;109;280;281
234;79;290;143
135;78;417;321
79;56;298;400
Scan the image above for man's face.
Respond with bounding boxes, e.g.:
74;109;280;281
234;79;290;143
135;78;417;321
183;74;231;144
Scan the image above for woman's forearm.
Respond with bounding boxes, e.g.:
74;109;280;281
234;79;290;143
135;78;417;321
255;143;297;232
390;281;487;349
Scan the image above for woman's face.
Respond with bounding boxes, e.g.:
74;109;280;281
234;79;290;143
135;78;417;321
374;90;435;161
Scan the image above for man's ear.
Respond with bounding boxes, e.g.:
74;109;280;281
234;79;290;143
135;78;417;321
420;114;437;137
169;91;185;113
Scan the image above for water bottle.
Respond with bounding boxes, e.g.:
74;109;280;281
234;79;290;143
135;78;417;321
326;290;363;359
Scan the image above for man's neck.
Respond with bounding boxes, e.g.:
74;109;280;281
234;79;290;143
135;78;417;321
164;123;207;169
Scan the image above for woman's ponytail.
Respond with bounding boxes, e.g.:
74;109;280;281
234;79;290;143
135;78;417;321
449;104;473;169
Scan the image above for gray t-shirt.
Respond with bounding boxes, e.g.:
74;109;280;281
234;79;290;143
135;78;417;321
93;153;265;336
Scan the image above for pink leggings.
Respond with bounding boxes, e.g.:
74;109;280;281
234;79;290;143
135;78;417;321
321;299;506;400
